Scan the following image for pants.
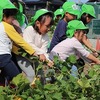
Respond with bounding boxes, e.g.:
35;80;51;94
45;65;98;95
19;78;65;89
11;52;22;72
0;54;20;82
16;55;35;83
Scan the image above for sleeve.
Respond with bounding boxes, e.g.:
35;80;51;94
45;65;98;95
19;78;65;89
23;27;49;55
74;40;90;57
40;34;49;53
3;22;35;55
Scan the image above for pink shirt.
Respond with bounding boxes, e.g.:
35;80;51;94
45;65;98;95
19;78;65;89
51;37;90;61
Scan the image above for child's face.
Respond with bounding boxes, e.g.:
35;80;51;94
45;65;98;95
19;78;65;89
3;15;15;25
86;16;92;24
75;30;85;42
65;13;77;22
37;17;52;35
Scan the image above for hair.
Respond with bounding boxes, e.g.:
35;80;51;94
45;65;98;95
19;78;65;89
10;0;19;8
75;29;88;34
80;13;94;25
3;9;18;18
33;13;54;34
10;0;26;14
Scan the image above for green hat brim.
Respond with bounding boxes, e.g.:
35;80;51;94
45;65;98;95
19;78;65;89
0;0;17;21
29;10;53;26
66;20;89;38
81;4;96;18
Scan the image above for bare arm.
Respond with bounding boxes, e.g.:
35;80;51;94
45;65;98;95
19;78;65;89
82;35;95;52
87;53;100;64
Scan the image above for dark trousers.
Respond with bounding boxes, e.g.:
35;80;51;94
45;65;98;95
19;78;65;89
11;52;22;73
0;54;20;83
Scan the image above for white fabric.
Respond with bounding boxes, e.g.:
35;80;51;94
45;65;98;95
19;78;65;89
23;26;50;59
0;22;12;55
16;26;50;82
16;56;35;83
51;37;90;61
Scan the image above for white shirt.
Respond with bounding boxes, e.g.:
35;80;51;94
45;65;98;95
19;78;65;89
0;22;35;55
0;22;12;54
51;37;90;61
23;26;49;59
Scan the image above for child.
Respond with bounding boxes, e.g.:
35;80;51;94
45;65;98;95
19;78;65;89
79;4;97;53
16;9;54;82
10;0;28;32
49;8;64;35
0;0;36;85
54;8;64;23
48;1;80;53
49;8;64;37
49;20;100;64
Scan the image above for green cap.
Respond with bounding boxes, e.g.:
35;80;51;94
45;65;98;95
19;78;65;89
15;2;25;26
62;2;80;16
0;0;17;21
30;9;53;25
54;8;64;17
81;4;96;18
0;10;2;21
66;20;89;38
19;2;23;13
0;0;16;9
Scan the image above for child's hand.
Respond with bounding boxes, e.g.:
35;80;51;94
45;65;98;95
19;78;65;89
47;60;54;67
32;52;38;57
92;52;99;58
96;60;100;64
39;54;46;62
91;48;96;53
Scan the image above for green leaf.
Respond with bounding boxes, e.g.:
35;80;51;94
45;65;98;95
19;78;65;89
45;95;52;100
69;75;77;82
57;74;63;80
20;95;28;99
11;73;29;86
61;66;68;72
22;52;27;57
33;94;44;100
77;96;87;100
27;97;33;100
67;55;77;64
0;86;4;93
7;95;15;100
93;64;100;68
53;56;59;63
0;94;5;100
44;84;58;91
52;92;62;100
68;92;76;99
77;78;91;88
88;70;97;77
36;64;42;72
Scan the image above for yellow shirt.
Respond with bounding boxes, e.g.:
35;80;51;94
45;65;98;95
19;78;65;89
3;22;35;55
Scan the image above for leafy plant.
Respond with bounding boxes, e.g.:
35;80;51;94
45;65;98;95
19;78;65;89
0;53;100;100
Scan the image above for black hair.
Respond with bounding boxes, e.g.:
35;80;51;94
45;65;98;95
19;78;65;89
76;29;89;34
33;13;54;34
10;0;19;8
10;0;18;2
80;13;94;25
10;0;26;14
3;9;18;18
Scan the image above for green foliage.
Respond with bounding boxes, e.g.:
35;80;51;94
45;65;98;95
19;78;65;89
0;53;100;100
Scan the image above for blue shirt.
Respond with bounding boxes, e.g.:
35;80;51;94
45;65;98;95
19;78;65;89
48;19;67;52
